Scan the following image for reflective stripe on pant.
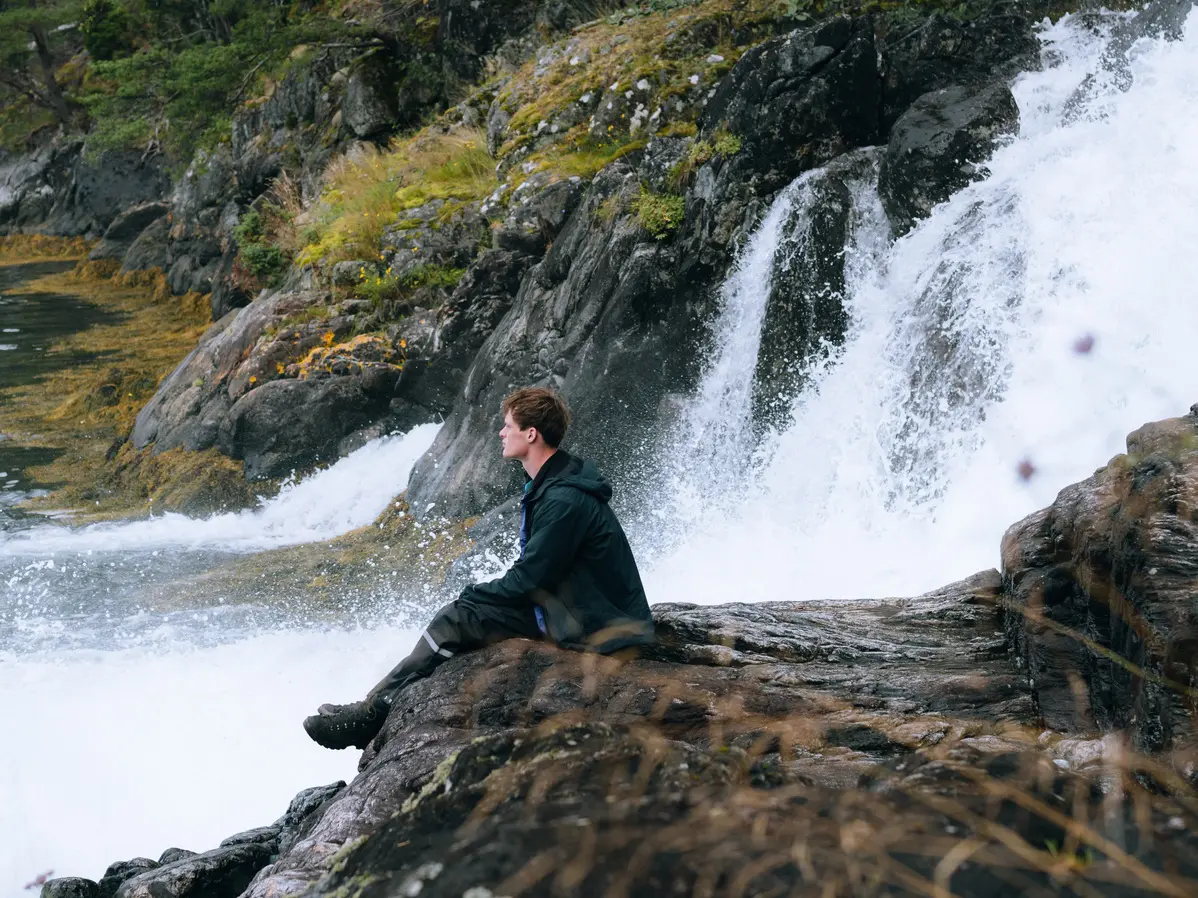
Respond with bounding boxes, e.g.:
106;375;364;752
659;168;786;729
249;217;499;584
368;595;543;702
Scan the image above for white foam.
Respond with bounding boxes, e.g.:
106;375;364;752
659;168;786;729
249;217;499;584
0;423;440;556
0;626;420;896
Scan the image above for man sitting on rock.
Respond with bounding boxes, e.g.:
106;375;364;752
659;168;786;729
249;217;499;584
304;386;656;750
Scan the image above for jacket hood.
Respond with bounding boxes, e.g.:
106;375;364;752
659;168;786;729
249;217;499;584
530;451;612;503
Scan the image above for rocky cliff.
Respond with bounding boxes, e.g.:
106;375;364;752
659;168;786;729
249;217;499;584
3;0;1068;513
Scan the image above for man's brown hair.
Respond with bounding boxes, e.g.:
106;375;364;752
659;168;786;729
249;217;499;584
502;387;571;448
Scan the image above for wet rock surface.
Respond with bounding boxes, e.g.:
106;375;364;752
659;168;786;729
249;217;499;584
54;549;1194;898
878;81;1019;236
1002;406;1198;760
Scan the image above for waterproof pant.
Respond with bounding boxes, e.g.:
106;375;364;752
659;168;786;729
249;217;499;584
368;594;543;702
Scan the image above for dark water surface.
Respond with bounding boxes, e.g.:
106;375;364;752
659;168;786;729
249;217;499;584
0;259;119;497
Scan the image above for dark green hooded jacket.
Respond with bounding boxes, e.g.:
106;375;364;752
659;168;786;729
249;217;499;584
461;450;654;653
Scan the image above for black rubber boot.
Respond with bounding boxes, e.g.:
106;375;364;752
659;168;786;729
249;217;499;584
303;696;390;750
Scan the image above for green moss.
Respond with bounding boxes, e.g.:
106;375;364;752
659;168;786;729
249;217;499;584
631;186;685;240
353;263;466;309
669;126;741;187
401;749;464;813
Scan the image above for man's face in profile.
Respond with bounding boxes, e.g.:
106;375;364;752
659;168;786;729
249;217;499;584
500;412;533;460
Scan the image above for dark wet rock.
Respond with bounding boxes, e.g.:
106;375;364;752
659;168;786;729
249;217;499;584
344;51;401;139
1002;408;1198;759
0;143;170;238
494;174;586;256
702;17;881;191
218;376;389;480
219;825;282;849
121;216;171;274
878;81;1019;236
244;571;1039;896
89;202;170;262
156;849;196;866
752;148;878;429
96;859;157;898
402;247;538;419
114;844;274;898
878;12;1038;132
40;878;99;898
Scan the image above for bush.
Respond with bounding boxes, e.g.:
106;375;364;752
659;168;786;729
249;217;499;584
80;0;137;61
631;187;685;240
240;243;287;281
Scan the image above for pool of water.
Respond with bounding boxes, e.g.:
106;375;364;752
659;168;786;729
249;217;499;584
0;259;119;505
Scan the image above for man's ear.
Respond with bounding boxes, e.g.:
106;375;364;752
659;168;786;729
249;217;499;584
527;427;539;444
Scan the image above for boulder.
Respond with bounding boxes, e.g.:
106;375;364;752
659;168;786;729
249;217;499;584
219;825;281;849
878;11;1038;132
217;377;388;479
40;878;98;898
131;289;323;453
114;844;274;898
96;859;157;898
121;216;171;274
1002;407;1198;760
89;202;170;262
878;82;1019;236
156;849;196;866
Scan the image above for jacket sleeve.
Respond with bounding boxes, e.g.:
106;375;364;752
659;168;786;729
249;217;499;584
461;491;587;605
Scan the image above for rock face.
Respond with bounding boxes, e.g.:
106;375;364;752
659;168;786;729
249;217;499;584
703;17;881;190
88;202;170;262
0;143;170;238
1002;407;1198;761
878;82;1019;236
242;571;1039;896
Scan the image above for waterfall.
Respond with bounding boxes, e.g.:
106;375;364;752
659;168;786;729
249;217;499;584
647;9;1198;604
649;150;887;543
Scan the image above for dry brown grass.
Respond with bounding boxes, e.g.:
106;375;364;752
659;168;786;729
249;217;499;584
299;126;496;267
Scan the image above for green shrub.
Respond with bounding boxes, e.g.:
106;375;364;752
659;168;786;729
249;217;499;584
352;263;466;310
631;187;685;240
240;243;288;282
233;209;266;246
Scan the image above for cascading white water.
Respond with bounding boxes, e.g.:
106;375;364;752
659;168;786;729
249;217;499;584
658;154;886;530
1;423;440;557
649;10;1198;605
